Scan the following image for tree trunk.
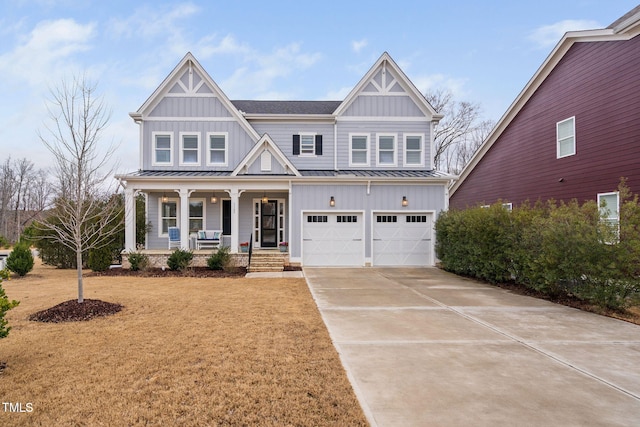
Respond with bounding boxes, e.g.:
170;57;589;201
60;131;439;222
76;249;83;303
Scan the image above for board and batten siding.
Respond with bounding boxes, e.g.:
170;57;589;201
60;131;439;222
149;97;233;118
249;122;335;170
335;121;432;170
290;183;446;259
341;95;426;117
142;120;256;170
451;34;640;209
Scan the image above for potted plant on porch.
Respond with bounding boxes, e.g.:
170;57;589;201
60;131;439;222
278;241;288;252
240;242;249;253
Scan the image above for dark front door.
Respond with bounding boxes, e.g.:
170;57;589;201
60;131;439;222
261;200;277;247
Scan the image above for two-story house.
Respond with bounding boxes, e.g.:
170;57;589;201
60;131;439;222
450;6;640;221
116;52;453;267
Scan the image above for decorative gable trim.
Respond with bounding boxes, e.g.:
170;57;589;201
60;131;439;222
131;52;260;141
333;52;443;122
232;134;301;177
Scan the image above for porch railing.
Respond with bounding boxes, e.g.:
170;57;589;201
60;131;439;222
247;233;253;272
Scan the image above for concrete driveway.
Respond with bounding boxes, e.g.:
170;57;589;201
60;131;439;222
304;267;640;427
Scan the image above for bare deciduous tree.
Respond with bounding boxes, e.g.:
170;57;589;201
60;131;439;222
426;88;494;174
38;75;122;303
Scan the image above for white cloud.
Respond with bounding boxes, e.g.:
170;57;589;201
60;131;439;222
528;19;601;49
323;86;352;100
107;3;199;40
0;18;95;85
351;39;368;53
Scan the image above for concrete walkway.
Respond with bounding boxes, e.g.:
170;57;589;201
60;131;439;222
304;267;640;427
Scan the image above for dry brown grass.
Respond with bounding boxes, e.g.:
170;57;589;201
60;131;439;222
0;261;368;426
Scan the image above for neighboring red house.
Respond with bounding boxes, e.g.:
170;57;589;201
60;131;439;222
450;6;640;221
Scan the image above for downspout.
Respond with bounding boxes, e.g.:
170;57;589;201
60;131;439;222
334;120;338;171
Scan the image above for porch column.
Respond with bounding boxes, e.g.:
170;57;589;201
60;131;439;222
178;189;190;249
230;189;240;253
124;187;136;252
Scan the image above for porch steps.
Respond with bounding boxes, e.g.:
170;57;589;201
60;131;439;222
248;251;286;273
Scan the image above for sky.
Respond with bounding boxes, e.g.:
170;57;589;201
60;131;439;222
0;0;638;175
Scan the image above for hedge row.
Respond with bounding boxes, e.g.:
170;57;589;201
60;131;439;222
435;183;640;310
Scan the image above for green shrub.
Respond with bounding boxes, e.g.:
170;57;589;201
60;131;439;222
167;248;193;271
0;280;19;338
0;235;10;249
6;244;34;277
87;246;113;272
128;252;149;272
207;246;231;270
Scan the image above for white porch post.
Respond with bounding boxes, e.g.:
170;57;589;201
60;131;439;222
124;187;136;252
178;189;190;249
230;189;240;253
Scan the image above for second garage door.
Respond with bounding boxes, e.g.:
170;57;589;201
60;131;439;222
373;213;433;266
302;212;364;266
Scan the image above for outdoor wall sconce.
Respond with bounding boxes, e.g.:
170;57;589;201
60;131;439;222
329;196;335;207
402;196;408;207
210;193;218;204
262;192;269;204
162;193;169;203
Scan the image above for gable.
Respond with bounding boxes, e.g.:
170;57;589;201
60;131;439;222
233;134;300;176
334;52;440;121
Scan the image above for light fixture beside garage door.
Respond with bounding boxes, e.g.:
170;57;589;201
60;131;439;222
402;196;408;207
329;196;335;207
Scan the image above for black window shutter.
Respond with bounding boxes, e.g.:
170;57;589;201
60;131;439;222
293;135;300;155
315;135;323;155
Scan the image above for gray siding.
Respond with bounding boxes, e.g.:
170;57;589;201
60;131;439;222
149;97;232;117
290;183;446;258
335;121;432;170
342;95;426;117
142;121;256;170
249;122;335;169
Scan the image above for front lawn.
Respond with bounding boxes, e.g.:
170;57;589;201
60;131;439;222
0;261;367;426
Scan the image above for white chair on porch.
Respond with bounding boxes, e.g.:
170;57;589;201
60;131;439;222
168;227;180;249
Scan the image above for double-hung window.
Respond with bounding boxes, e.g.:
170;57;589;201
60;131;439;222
153;133;173;166
557;117;576;158
180;133;200;165
404;134;424;166
189;199;204;233
598;192;619;241
377;134;397;166
207;132;227;166
350;134;369;166
293;133;322;156
159;198;178;236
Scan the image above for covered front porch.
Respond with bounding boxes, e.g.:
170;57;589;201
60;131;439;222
121;177;292;254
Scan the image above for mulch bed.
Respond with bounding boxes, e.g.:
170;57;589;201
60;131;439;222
88;266;247;278
29;299;123;323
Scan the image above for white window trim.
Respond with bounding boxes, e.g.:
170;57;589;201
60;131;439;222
598;191;619;220
179;132;200;166
299;132;317;157
349;133;370;167
158;197;179;237
152;132;173;166
206;132;228;167
403;133;425;167
376;133;397;167
556;116;576;159
188;198;206;234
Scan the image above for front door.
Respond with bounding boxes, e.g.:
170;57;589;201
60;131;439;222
260;200;278;247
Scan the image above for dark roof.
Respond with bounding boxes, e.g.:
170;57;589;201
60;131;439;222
299;170;453;178
231;100;342;115
126;170;232;177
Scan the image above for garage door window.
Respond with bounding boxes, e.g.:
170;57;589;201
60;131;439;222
406;215;427;223
376;215;397;223
337;215;358;223
307;215;328;223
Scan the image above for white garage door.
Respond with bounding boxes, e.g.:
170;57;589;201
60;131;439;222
302;213;364;266
373;213;433;266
